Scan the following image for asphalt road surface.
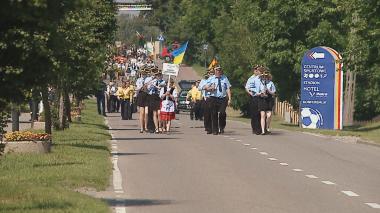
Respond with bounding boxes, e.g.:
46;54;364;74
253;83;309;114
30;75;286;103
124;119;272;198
104;112;380;213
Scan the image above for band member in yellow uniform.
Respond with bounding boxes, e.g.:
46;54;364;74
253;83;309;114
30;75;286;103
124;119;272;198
186;80;203;120
116;80;135;120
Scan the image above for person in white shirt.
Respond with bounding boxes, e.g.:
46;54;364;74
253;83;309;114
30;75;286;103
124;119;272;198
257;70;276;134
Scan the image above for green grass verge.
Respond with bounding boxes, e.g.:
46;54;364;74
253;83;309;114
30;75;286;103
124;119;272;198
0;99;112;213
226;107;380;145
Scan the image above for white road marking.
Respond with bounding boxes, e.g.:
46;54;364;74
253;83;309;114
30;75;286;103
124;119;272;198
259;152;268;155
292;169;303;172
250;147;257;150
341;191;359;197
280;163;289;166
268;158;278;161
115;190;124;194
230;138;236;140
243;143;250;146
365;203;380;209
322;181;336;185
115;207;126;213
223;136;229;138
236;140;242;142
305;175;318;179
113;158;123;191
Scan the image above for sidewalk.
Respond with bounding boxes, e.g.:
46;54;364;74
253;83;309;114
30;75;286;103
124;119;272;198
5;113;44;132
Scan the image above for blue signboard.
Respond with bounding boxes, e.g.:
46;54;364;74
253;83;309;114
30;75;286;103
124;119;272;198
300;46;343;130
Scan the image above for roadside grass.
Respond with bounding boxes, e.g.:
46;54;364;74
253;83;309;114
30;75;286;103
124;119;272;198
0;99;112;212
226;107;380;145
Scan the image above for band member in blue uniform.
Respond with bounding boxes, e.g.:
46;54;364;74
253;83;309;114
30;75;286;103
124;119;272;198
199;71;211;133
204;66;232;135
257;70;276;134
136;68;148;133
245;65;264;134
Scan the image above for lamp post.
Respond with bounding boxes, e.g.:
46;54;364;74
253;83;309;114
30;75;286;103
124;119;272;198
203;43;208;69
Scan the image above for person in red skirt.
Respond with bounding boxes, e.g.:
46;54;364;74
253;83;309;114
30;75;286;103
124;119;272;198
159;79;178;134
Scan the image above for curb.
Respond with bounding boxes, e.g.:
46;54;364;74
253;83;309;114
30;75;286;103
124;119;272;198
228;118;380;148
357;139;380;148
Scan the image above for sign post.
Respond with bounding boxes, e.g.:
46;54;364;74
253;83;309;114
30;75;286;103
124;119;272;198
300;46;343;130
162;63;180;101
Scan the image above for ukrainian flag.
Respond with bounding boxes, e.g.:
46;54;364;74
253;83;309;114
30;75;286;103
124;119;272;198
172;41;188;64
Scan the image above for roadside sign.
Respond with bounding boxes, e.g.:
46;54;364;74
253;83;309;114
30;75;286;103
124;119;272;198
157;34;164;41
300;46;343;130
115;41;122;48
162;63;179;76
203;44;208;50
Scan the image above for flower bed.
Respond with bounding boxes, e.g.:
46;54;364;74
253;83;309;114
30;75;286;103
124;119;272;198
2;131;52;154
71;107;82;121
4;131;51;141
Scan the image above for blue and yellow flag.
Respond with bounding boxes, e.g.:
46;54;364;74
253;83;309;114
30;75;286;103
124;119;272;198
172;41;188;64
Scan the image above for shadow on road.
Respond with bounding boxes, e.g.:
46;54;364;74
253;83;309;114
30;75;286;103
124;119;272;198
103;198;173;207
111;152;151;156
109;128;140;131
111;137;180;141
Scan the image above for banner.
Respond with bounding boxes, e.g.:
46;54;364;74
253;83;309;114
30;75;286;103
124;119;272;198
162;63;179;76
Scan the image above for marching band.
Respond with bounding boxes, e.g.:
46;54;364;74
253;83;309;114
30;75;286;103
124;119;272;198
99;47;276;136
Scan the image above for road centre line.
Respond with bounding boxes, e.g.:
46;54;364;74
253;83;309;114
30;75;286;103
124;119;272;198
321;181;336;185
341;191;359;197
292;169;303;172
280;163;289;166
243;143;250;146
250;147;257;150
268;158;278;161
259;152;268;155
365;203;380;209
305;175;318;179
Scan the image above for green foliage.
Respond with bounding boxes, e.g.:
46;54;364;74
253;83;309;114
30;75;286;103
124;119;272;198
117;15;160;46
0;0;117;110
147;0;380;120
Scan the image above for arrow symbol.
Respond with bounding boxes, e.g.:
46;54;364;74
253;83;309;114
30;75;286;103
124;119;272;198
309;52;325;59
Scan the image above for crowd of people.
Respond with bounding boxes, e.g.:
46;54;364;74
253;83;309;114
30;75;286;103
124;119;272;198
96;46;276;136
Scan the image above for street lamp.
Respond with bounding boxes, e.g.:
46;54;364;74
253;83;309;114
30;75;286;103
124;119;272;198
203;43;208;69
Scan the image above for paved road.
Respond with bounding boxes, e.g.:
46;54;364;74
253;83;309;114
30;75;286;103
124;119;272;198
104;112;380;213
